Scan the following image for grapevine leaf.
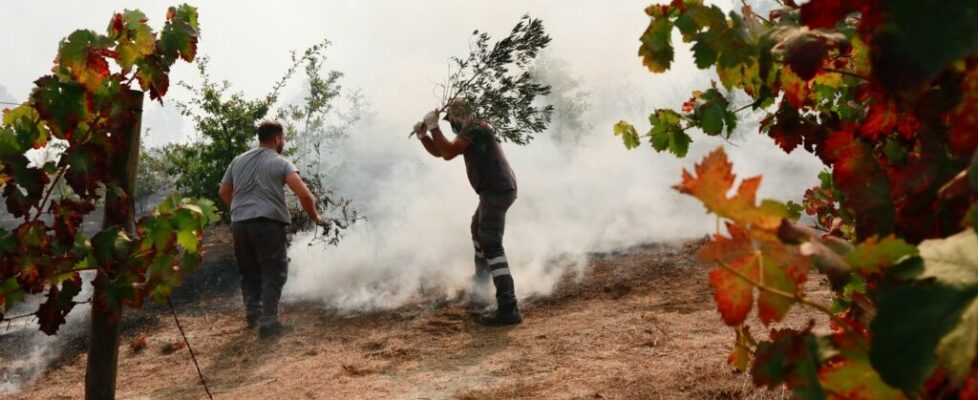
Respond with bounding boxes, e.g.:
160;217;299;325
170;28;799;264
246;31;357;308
752;328;826;399
172;208;201;252
948;66;978;158
3;156;50;218
137;216;175;252
0;228;14;256
844;236;918;275
819;332;905;399
60;144;107;199
674;147;786;230
872;230;978;388
51;199;97;246
35;273;82;335
701;224;759;326
800;0;857;30
756;244;806;325
860;102;898;142
1;276;25;305
55;30;113;91
692;40;717;69
613;121;640;150
937;298;978;386
159;5;200;63
639;5;675;73
780;67;810;108
91;227;132;272
3;105;50;150
825;131;895;239
108;10;156;72
729;325;755;371
649;109;690;157
134;54;169;101
872;0;978;91
31;76;92;140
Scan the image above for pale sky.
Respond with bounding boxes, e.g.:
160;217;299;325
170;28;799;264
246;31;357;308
0;1;736;146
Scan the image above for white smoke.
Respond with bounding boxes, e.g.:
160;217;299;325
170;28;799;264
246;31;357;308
283;75;826;312
0;273;93;395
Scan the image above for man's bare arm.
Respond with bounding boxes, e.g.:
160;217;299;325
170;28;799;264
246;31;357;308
419;134;442;157
285;172;321;224
218;183;233;207
430;127;469;160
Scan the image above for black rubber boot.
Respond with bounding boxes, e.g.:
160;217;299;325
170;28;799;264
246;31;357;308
259;322;295;339
477;303;523;326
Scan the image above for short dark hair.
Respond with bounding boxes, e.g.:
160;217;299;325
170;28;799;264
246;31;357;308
257;120;284;142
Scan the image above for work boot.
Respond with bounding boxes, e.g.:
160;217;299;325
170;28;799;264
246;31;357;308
467;274;492;311
258;322;295;338
476;304;523;326
246;315;260;329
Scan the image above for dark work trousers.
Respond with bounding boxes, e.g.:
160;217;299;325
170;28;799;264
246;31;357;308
231;218;289;328
470;190;518;310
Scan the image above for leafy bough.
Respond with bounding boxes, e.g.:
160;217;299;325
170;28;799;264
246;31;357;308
410;15;554;145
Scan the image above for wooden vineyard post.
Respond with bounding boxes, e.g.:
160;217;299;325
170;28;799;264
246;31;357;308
85;90;143;400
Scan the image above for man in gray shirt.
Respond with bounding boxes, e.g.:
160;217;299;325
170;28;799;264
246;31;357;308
219;120;321;337
415;100;522;326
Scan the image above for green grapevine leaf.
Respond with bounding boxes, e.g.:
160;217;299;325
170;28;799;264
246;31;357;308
649;109;690;157
639;5;675;73
613;121;640;150
108;10;156;71
159;5;200;62
844;236;918;276
819;332;905;399
31;76;92;140
872;230;978;388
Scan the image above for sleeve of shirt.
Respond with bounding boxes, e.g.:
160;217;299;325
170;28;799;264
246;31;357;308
221;160;235;186
282;157;299;178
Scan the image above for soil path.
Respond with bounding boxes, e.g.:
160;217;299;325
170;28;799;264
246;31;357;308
2;227;829;399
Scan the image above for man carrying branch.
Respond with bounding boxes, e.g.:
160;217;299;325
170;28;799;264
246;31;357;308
415;100;522;326
219;120;323;338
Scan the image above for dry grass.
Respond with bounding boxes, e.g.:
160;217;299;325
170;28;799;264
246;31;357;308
2;230;829;400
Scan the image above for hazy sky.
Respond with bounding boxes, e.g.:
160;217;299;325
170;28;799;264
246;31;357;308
0;0;725;146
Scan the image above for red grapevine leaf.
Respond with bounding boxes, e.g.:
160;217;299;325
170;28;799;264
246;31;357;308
752;327;826;398
948;66;978;158
800;0;857;30
702;224;760;326
36;272;82;335
51;199;97;246
860;101;898;141
825;131;896;239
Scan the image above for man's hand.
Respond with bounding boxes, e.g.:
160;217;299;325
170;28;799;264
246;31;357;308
413;122;428;139
316;218;332;236
423;110;440;131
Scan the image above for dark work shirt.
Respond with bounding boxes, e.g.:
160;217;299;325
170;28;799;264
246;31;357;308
456;122;517;195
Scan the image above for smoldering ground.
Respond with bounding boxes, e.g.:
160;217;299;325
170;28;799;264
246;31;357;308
282;73;825;312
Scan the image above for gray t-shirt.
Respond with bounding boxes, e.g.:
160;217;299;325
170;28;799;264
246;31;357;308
457;122;517;195
221;148;298;224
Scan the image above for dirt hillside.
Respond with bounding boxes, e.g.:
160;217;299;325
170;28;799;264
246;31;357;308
1;226;830;399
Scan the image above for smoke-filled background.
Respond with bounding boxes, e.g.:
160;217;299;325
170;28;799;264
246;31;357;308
0;0;822;393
